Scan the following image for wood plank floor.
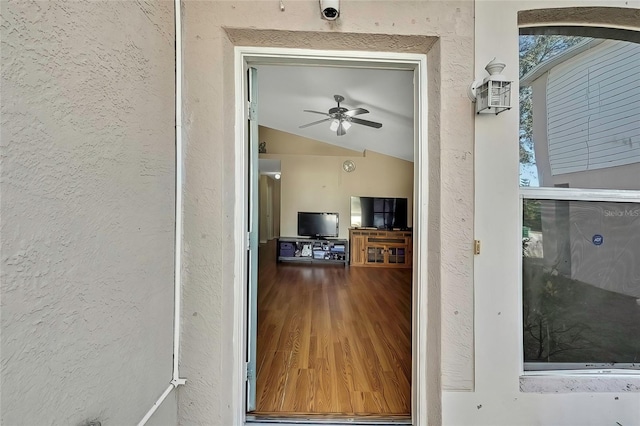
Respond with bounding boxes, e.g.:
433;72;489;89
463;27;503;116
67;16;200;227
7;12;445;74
253;240;412;417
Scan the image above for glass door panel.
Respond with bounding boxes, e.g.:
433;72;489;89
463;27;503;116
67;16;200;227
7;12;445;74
367;246;385;263
388;247;406;264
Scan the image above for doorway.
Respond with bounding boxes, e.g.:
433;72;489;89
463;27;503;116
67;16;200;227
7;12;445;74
234;47;429;425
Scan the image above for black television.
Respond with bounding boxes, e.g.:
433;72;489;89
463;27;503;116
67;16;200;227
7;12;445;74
297;212;339;238
350;196;408;230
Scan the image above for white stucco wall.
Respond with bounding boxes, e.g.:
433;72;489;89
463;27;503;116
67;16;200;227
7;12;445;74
443;2;640;425
180;1;474;424
1;1;177;424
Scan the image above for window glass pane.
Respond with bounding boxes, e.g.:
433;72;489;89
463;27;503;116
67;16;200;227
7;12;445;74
519;35;640;190
522;199;640;368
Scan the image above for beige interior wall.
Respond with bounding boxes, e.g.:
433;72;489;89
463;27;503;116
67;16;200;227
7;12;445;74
259;125;364;156
260;128;414;240
278;151;413;240
1;1;177;424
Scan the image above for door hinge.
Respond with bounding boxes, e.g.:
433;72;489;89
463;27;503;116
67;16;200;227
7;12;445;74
248;101;257;121
245;361;255;381
247;231;251;251
474;240;481;255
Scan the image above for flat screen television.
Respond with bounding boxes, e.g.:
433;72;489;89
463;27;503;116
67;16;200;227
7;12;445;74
297;212;339;238
350;196;408;230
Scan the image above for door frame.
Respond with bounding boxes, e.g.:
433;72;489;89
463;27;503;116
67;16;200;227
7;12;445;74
232;47;430;425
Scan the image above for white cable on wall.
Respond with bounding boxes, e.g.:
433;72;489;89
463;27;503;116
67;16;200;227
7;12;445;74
137;0;186;423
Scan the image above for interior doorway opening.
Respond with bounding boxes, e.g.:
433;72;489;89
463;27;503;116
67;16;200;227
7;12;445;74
234;47;429;425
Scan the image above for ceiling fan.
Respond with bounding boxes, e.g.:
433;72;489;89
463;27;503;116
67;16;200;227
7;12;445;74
299;95;383;136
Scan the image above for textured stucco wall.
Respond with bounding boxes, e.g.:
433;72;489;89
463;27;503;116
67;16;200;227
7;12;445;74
444;2;640;426
180;1;474;424
1;1;177;424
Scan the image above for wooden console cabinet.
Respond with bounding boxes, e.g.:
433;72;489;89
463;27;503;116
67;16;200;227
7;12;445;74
349;229;412;268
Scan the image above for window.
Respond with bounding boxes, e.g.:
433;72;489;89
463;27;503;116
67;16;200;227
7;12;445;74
519;29;640;373
522;195;640;371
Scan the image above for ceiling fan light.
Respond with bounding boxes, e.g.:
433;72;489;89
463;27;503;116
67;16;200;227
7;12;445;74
330;119;339;131
342;120;352;130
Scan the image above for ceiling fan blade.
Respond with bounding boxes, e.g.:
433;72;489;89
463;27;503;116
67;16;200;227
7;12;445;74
351;117;383;129
303;110;330;116
299;118;331;128
343;108;369;117
337;121;347;136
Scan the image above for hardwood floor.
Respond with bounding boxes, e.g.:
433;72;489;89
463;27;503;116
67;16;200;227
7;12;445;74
253;240;412;417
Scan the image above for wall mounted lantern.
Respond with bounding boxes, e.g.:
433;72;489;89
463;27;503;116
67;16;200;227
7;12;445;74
468;58;512;115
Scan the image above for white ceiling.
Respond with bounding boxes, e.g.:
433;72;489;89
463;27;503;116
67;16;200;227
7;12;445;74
256;64;415;162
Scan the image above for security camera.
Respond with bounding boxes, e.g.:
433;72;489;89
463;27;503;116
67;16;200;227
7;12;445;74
320;0;339;20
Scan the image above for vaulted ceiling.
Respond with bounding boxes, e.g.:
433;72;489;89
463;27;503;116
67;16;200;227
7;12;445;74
256;64;415;162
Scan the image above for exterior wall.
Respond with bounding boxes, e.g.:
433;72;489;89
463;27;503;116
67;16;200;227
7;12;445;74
568;201;640;298
531;73;640;190
3;1;638;425
531;75;555;187
549;162;640;190
0;1;177;424
544;40;640;176
537;198;640;299
531;62;640;191
529;41;640;190
526;22;640;314
444;2;640;426
180;1;474;424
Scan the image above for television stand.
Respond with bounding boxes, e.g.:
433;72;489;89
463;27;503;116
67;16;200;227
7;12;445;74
349;228;412;268
277;237;349;266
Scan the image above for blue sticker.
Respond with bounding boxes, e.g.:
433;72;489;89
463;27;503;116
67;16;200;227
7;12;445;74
592;234;604;246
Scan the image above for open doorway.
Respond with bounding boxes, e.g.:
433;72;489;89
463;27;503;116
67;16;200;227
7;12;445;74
258;159;281;244
235;48;429;425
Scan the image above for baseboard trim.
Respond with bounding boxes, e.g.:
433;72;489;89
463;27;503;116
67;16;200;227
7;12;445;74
246;413;412;425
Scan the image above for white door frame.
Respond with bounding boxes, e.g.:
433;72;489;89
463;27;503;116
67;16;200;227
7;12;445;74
232;46;429;425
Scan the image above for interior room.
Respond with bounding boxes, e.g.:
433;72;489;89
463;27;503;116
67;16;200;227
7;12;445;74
252;64;415;420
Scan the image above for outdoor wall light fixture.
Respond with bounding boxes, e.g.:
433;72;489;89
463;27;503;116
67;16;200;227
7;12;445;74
468;58;512;115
